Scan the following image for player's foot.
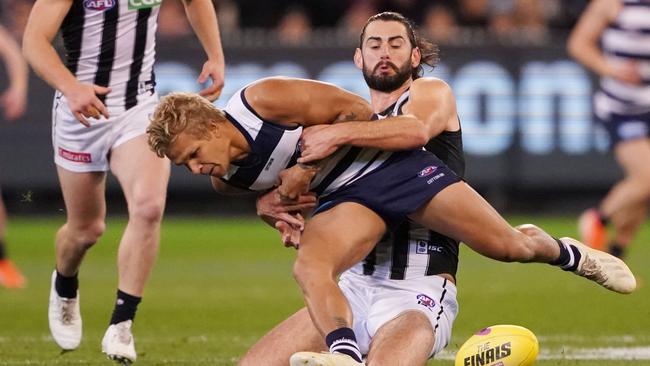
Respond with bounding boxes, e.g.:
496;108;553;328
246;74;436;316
102;320;136;364
48;270;82;350
0;259;26;288
578;208;607;250
561;237;636;294
290;352;365;366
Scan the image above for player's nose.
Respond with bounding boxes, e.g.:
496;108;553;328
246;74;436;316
187;162;201;175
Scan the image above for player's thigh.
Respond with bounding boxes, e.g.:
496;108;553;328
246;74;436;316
57;166;107;225
239;307;325;366
299;202;387;274
366;311;434;366
614;138;650;180
408;181;519;259
110;135;170;208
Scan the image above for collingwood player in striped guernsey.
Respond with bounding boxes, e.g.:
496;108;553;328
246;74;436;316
22;0;225;363
569;0;650;260
148;12;636;366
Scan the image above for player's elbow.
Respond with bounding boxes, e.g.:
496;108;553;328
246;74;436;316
412;127;430;147
566;35;584;61
21;33;42;66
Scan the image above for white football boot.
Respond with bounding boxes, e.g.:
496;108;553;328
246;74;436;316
102;320;137;364
48;270;82;350
290;352;365;366
561;237;636;294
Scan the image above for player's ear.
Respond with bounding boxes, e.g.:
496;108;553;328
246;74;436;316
354;48;363;70
411;46;421;68
208;120;221;137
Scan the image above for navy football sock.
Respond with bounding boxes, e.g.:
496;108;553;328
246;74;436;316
608;242;625;258
549;238;582;272
325;327;363;363
55;270;79;299
110;289;141;325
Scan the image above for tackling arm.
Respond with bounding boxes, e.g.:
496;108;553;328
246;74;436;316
298;78;458;163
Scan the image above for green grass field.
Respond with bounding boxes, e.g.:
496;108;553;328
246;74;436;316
1;216;648;365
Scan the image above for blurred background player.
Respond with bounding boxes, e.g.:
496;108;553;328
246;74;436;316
22;0;224;363
0;22;27;289
568;0;650;258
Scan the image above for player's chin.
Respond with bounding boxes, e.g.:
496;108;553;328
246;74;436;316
207;165;225;177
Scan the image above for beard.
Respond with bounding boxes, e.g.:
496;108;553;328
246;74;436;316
362;60;412;92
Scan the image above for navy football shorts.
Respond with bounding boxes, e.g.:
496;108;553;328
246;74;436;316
598;110;650;147
313;149;461;229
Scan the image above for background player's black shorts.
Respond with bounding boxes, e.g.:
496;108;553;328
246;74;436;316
598;110;650;146
313;149;461;229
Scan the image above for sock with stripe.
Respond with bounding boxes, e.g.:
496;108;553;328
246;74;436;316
0;239;7;260
325;327;363;363
549;238;582;272
55;270;79;299
608;242;625;258
597;210;610;226
110;289;141;325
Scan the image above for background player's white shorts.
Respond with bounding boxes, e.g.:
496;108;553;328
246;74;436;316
51;92;159;172
339;271;458;358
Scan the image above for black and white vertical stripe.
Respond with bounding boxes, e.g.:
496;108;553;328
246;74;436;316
433;278;448;332
596;0;650;117
350;220;458;280
60;0;159;112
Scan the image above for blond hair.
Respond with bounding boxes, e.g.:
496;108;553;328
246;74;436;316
147;92;227;158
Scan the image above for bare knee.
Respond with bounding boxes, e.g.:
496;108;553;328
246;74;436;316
368;312;433;366
238;353;255;366
65;220;106;248
293;257;335;291
128;195;165;225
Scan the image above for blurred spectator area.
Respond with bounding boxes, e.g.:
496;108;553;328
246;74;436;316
1;0;590;46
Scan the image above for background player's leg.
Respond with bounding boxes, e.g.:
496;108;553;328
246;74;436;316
599;138;650;256
0;191;26;288
55;168;107;276
102;135;169;362
409;181;636;293
365;311;434;366
110;135;169;298
50;167;107;350
293;202;386;362
239;307;325;366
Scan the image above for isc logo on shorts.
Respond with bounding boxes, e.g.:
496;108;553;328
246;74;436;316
83;0;116;11
128;0;162;10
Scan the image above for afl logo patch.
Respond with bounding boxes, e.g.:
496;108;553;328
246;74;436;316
418;166;437;177
84;0;116;11
416;294;436;311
